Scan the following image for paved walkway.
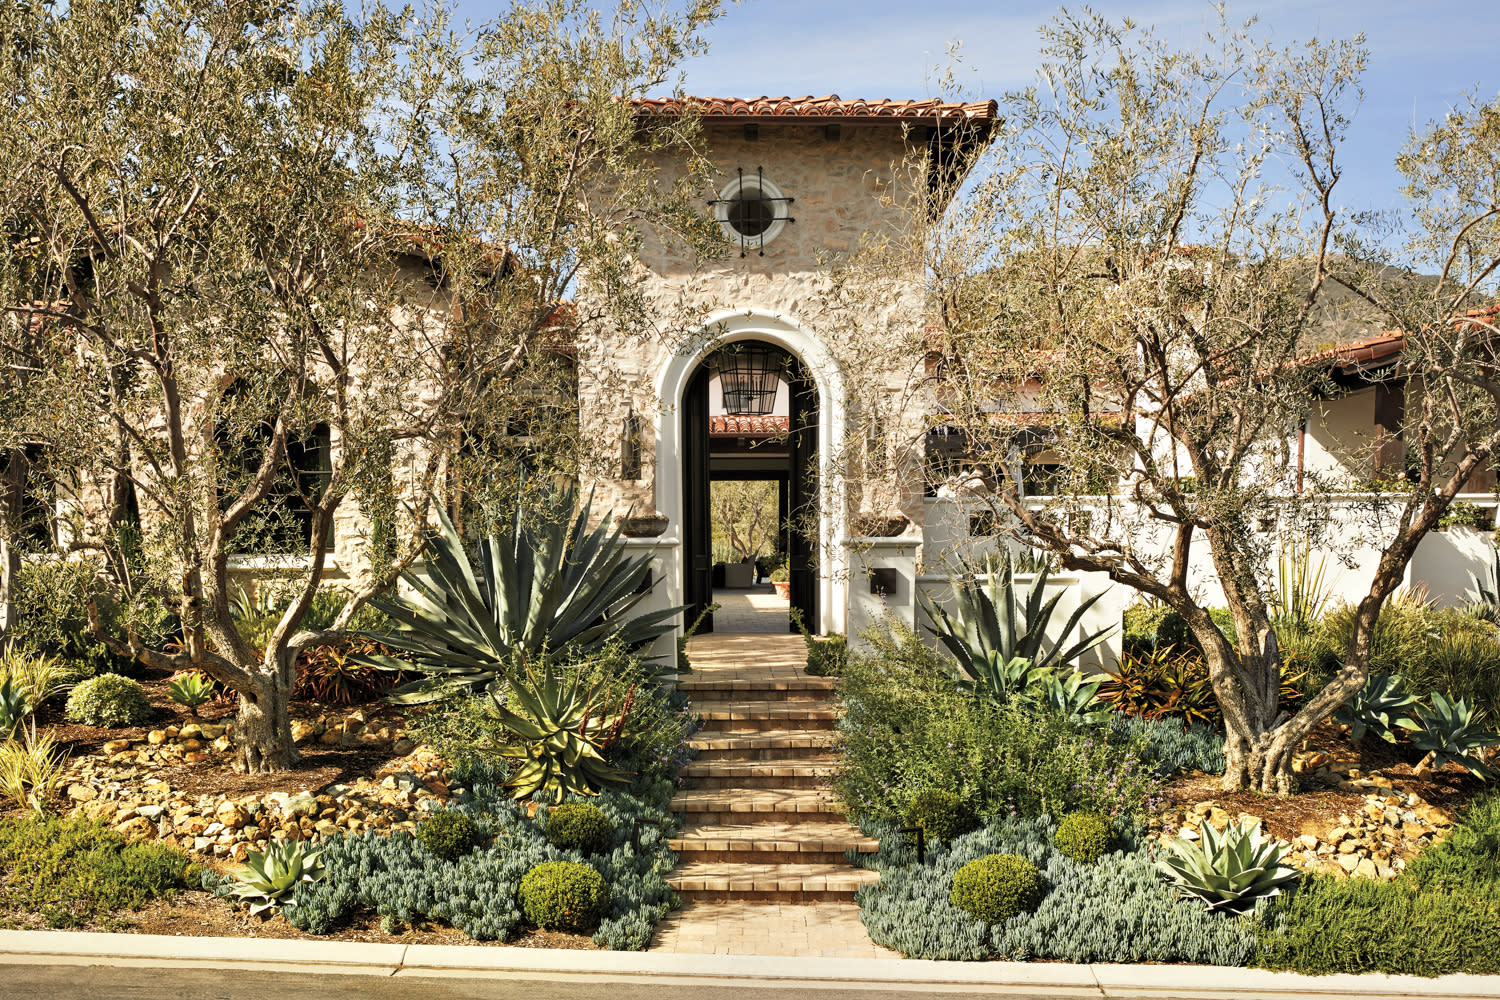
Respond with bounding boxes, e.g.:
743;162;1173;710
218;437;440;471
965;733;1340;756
711;586;789;633
653;634;896;960
651;901;897;958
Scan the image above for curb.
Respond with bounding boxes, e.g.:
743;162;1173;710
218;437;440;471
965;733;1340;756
3;930;1500;997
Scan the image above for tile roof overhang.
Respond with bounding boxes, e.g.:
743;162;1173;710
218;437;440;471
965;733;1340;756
632;95;999;127
709;415;789;437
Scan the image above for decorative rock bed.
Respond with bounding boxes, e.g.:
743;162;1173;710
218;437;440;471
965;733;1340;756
63;720;461;861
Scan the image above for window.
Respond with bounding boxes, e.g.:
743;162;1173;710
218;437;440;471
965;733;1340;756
712;169;793;255
218;422;332;555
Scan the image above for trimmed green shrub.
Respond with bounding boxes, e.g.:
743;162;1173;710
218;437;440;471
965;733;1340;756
545;803;613;855
416;810;483;861
1253;876;1500;976
0;815;191;927
904;789;976;843
806;634;848;676
1122;603;1192;653
64;673;152;728
519;860;610;933
1054;812;1111;864
950;853;1042;925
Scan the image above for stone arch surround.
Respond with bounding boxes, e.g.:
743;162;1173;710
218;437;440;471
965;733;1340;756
653;308;848;635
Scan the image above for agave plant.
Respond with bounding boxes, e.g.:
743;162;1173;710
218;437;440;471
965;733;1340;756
358;484;681;703
1331;671;1420;744
1156;821;1300;914
167;671;216;714
1408;692;1499;780
1039;670;1111;725
923;552;1114;705
228;839;325;916
483;662;634;802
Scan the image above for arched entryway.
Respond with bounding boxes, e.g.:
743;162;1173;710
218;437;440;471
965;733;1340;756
653;310;847;637
680;346;818;633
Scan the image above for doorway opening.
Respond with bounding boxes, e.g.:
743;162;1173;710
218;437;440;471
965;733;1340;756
682;343;819;634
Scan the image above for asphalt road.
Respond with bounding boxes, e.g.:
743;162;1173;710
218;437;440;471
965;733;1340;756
0;965;1073;1000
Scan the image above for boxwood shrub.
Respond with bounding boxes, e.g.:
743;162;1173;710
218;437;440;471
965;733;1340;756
519;860;610;932
544;802;613;856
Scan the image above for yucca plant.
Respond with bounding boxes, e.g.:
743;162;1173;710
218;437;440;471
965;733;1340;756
358;485;682;704
228;839;325;916
1273;539;1336;630
483;663;634;802
0;678;29;738
1156;820;1300;914
923;551;1114;705
0;646;72;710
1409;692;1499;780
1330;671;1420;744
1465;547;1500;624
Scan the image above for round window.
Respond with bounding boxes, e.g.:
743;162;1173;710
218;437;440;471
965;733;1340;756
714;173;789;250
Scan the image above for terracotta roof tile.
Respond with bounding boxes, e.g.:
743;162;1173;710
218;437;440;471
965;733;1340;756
633;95;998;124
709;415;789;437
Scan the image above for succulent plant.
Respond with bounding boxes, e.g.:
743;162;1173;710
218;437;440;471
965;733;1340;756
485;664;634;802
166;671;216;713
228;839;326;916
357;485;682;703
924;551;1114;705
0;678;30;738
1039;670;1112;724
1156;820;1299;914
1331;671;1420;744
1408;692;1499;780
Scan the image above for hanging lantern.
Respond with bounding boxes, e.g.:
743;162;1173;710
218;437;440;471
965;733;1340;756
716;345;785;416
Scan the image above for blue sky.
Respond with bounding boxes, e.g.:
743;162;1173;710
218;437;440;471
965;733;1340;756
457;0;1498;220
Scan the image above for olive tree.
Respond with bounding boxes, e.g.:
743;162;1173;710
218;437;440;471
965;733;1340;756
0;0;721;770
858;11;1500;792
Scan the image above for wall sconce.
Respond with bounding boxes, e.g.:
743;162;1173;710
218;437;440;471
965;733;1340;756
869;567;898;597
620;409;643;480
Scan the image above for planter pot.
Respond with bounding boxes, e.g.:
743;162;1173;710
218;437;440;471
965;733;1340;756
615;513;669;538
771;580;791;599
850;512;910;537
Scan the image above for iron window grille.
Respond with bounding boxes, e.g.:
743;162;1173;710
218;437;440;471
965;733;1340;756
709;167;795;257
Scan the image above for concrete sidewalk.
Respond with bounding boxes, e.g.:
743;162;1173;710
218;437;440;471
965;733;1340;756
3;929;1500;999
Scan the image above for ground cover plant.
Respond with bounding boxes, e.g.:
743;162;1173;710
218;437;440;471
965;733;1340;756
0;815;194;928
854;814;1259;963
1253;790;1500;975
221;779;682;949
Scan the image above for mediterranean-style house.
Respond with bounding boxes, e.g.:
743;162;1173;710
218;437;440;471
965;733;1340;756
7;94;1495;658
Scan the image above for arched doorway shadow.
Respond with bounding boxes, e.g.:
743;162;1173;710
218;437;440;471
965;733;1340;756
681;346;818;634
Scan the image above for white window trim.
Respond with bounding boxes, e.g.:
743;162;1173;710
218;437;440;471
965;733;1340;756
714;174;789;249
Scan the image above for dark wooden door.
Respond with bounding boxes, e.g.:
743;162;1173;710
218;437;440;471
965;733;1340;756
787;365;819;632
682;366;713;633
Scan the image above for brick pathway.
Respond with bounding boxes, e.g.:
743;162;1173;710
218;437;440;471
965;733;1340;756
711;587;789;633
650;634;897;959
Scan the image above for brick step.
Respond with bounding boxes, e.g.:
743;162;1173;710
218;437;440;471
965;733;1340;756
681;757;836;790
670;787;846;825
688;731;838;762
669;821;877;865
695;700;839;722
667;860;879;901
678;677;837;704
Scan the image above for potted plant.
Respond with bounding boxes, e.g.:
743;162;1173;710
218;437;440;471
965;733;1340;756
769;562;791;599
